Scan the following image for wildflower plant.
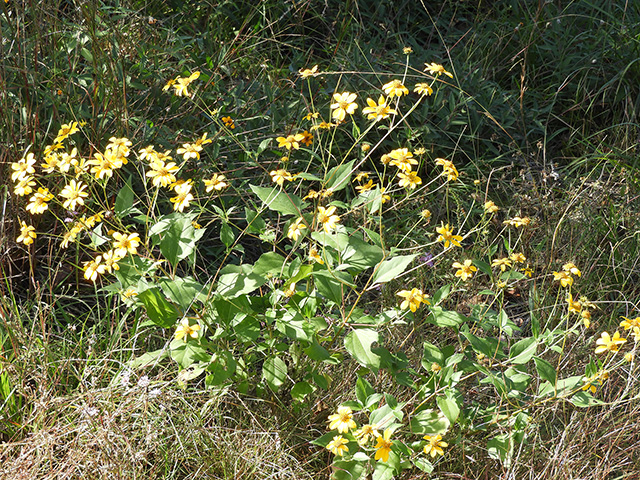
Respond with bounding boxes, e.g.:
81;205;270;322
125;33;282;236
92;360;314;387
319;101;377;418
10;48;637;480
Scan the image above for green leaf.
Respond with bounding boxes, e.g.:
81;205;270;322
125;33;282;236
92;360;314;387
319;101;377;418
331;460;367;480
138;288;180;327
370;255;417;285
150;214;205;267
355;377;375;405
509;337;537;364
250;184;306;216
291;381;315;402
461;325;505;359
262;355;287;391
344;329;381;371
304;341;338;364
474;260;492;276
313;270;353;304
413;457;434;473
115;176;135;217
245;207;266;233
205;350;237;386
220;222;235;248
253;252;286;277
428;306;467;328
372;460;396;480
276;311;310;341
487;433;513;467
533;356;557;384
169;341;209;369
409;409;450;435
341;234;385;271
570;390;605;407
216;264;267;298
324;159;356;192
436;393;461;424
158;277;206;311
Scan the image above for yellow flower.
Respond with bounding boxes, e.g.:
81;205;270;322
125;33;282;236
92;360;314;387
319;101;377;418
552;271;573;288
521;265;534;278
566;293;582;314
177;142;203;160
398;171;422;189
173;71;200;97
353;172;370;183
276;133;305;150
354;424;380;445
174;318;201;341
326;435;349;456
83;256;106;282
270;168;294;186
88;150;121;180
330;91;358;122
382;79;409;98
26;188;53;215
163;78;177;91
54;121;79;143
11;152;36;182
41;153;60;173
435;158;459;181
397;288;426;312
492;258;512;272
204;174;228;192
221;116;235;129
424;62;453;78
44;143;64;156
304;111;319;121
146;159;180;187
139;145;158;161
362;95;396;121
316;205;340;232
355;179;375;193
112;231;141;257
304;189;320;200
421;209;432;221
328;406;357;433
287;217;307;241
436;223;463;248
403;47;413;54
563;262;581;277
389;148;417;172
102;249;123;273
452;259;477;281
17;221;37;245
194;133;213;147
503;216;531;227
581;309;592;328
510;252;526;264
414;83;433;96
299;65;319;78
14;176;37;197
310;121;336;131
299;130;313;146
309;247;324;264
170;182;194;212
374;429;393;462
484;200;499;214
106;137;132;158
59;180;88;210
620;316;640;330
423;434;448;458
431;362;442;372
595;331;626;354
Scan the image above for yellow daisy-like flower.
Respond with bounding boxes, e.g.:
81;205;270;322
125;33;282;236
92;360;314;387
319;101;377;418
423;434;448;458
326;435;349;456
552;271;573;288
309;247;324;264
355;179;375;193
83;255;106;282
102;249;123;273
421;209;432;221
287;217;307;241
204;174;228;192
112;231;141;257
403;46;413;54
176;141;203;160
521;265;534;278
26;187;53;215
59;179;88;210
484;200;499;214
11;152;37;182
492;258;512;272
566;293;582;314
414;83;434;96
173;71;200;97
299;130;313;146
452;259;477;281
374;429;393;462
194;133;213;147
563;262;581;277
435;158;459;182
139;145;158;162
146;159;180;187
310;121;336;131
595;331;626;354
510;252;526;264
424;62;453;78
382;79;409;98
362;95;396;121
221;116;235;129
54;121;79;143
41;153;60;173
316;205;340;233
163;78;177;92
354;424;380;445
299;65;319;78
503;216;531;227
581;309;592;328
270;168;294;186
389;148;418;172
330;91;358;122
397;288;426;312
174;317;201;341
436;223;463;248
17;221;37;245
398;171;422;189
620;316;640;330
14;176;36;197
304;111;319;121
106;137;132;158
276;134;305;151
328;406;357;434
170;182;194;212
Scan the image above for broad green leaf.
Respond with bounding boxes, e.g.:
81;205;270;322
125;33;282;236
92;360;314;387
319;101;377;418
252;252;286;277
413;457;434;473
423;340;445;369
114;254;157;289
344;328;381;371
245;207;266;234
431;284;451;305
250;184;306;216
370;254;417;285
169;341;209;369
216;264;267;298
313;270;353;304
533;356;557;384
570;390;605;407
331;460;367;480
138;288;180;327
151;214;206;267
220;221;235;248
115;175;134;217
206;351;237;386
428;306;467;328
276;311;310;341
158;277;206;311
341;234;384;271
461;326;505;359
409;409;450;435
304;342;339;364
372;460;396;480
262;355;287;391
437;394;461;424
355;377;375;405
487;433;513;467
509;337;537;364
291;381;315;402
324;159;356;192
